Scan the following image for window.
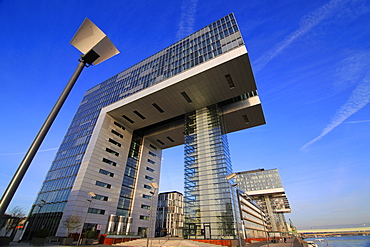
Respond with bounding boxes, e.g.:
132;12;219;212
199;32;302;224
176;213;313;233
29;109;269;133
106;148;119;156
166;136;175;142
122;115;135;124
149;151;157;157
152;103;164;113
111;129;123;138
139;215;149;220
88;207;105;215
145;175;153;181
142;194;152;199
114;121;125;130
93;194;108;201
102;158;117;166
147;159;155;164
109;138;121;147
99;169;114;177
141;204;150;209
133;110;146;119
146;167;155;172
118;197;131;210
149;144;157;150
95;181;111;189
144;184;152;189
156;139;164;145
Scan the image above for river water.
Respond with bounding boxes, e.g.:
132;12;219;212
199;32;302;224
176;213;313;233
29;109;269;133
306;235;370;247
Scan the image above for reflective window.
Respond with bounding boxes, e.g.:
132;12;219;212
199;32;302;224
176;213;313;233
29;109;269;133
106;148;119;156
99;169;114;177
95;181;111;189
88;207;105;215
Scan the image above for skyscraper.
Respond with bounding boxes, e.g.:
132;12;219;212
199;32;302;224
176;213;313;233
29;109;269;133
26;13;265;241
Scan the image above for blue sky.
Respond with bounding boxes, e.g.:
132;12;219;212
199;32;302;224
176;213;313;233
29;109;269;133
0;0;369;230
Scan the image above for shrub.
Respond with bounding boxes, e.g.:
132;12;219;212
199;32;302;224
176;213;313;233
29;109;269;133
85;230;95;239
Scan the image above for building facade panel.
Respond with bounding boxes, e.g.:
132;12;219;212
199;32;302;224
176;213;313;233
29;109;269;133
130;138;161;237
56;114;133;236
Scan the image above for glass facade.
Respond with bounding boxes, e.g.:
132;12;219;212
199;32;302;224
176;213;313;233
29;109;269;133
235;169;283;191
28;13;247;237
183;105;236;239
117;133;142;217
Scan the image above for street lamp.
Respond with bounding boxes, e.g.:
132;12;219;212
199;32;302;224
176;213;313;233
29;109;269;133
146;182;158;247
225;173;243;247
0;18;119;218
77;192;96;246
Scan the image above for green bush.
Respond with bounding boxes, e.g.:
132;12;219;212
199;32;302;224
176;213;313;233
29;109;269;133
85;230;95;239
34;228;49;238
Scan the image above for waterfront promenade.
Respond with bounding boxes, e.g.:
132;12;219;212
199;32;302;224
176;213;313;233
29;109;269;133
5;237;302;247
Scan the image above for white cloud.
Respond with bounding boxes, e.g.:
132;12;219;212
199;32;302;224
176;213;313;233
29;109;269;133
0;147;58;156
301;70;370;150
346;119;370;124
334;51;370;91
253;0;349;72
176;0;198;41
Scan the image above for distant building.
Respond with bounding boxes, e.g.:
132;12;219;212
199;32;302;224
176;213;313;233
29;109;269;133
155;191;184;237
235;169;291;234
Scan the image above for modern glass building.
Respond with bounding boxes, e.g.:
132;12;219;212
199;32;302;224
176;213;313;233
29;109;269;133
235;169;291;234
25;13;265;240
155;191;184;237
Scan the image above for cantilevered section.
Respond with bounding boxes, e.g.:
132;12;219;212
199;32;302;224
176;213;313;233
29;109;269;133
103;45;265;149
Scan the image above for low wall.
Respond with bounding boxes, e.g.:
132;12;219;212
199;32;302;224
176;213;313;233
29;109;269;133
98;234;140;245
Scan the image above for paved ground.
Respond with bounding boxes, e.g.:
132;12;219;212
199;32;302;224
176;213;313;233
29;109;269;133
5;237;302;247
6;241;110;247
247;238;302;247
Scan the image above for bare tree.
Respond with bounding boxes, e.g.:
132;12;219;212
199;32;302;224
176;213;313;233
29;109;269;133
4;206;26;236
62;215;82;237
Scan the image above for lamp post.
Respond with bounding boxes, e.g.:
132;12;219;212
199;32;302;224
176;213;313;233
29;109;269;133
0;18;119;218
77;192;96;246
146;182;158;247
225;173;243;247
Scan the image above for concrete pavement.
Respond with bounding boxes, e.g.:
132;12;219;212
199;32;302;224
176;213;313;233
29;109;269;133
247;237;303;247
4;237;303;247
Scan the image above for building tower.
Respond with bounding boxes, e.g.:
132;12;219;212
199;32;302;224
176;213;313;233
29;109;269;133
183;105;235;239
25;13;265;240
155;191;184;237
234;169;291;235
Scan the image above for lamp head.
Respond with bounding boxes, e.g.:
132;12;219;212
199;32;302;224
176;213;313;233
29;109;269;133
88;192;96;197
70;18;119;65
148;182;159;189
225;173;237;180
